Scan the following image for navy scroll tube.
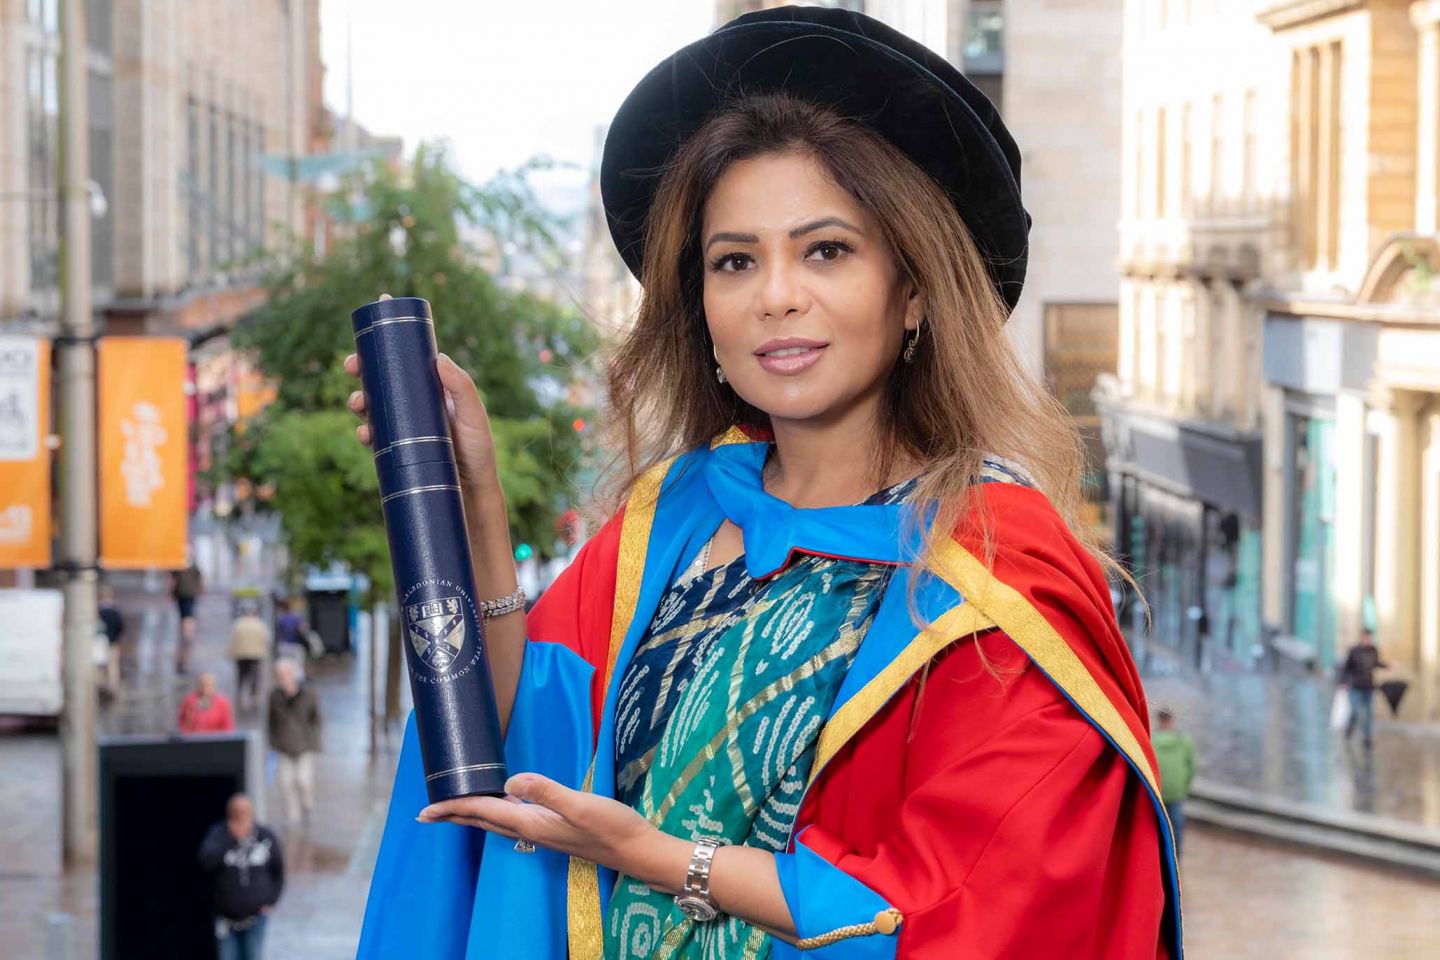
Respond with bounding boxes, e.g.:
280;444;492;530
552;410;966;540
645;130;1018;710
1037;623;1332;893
352;296;508;802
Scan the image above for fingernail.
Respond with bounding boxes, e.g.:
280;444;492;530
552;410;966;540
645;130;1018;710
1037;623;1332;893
379;293;393;301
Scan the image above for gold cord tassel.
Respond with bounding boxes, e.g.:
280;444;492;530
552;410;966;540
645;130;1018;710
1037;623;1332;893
793;909;903;950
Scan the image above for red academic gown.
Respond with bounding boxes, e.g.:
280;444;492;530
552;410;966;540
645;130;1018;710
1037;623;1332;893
529;473;1177;958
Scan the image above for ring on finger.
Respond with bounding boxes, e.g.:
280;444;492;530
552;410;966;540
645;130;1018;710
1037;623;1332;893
514;838;537;854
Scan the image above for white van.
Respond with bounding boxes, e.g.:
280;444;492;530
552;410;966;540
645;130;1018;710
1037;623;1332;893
0;588;63;716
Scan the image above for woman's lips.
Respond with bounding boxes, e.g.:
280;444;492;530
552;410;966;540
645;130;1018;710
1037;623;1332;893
754;342;827;375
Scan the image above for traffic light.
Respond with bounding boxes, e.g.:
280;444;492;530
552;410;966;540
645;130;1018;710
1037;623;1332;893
514;543;534;562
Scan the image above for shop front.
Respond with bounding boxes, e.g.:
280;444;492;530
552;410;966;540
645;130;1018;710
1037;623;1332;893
1100;403;1264;669
1261;313;1379;671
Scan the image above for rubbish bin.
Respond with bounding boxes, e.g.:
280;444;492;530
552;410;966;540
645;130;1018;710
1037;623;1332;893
305;570;353;655
99;733;255;960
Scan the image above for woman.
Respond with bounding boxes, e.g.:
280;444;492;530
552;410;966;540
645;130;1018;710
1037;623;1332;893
354;7;1179;959
177;672;235;734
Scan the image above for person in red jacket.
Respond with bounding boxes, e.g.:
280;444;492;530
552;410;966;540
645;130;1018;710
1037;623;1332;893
355;7;1179;959
178;672;235;733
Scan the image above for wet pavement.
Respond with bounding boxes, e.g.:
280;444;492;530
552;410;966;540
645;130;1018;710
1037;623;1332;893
1138;643;1440;832
1182;825;1440;958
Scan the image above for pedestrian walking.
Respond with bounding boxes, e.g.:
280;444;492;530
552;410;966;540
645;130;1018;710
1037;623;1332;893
228;609;272;712
177;673;235;733
267;659;321;824
1152;708;1195;857
98;583;125;692
274;599;308;661
199;793;284;960
172;561;204;674
1338;629;1389;748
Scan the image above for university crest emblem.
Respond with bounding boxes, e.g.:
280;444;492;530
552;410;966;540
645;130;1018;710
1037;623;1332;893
406;596;465;672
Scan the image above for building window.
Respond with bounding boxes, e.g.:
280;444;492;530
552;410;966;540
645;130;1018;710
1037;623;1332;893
226;111;239;267
86;0;113;55
1044;302;1119;421
1156;107;1168;218
1044;302;1119;505
1210;94;1224;207
27;0;59;32
89;68;114;291
1180;103;1193;217
1132;112;1146;220
963;0;1004;90
26;45;60;296
209;103;220;275
238;116;250;256
1242;89;1258;204
1207;284;1229;418
186;98;201;277
253;121;267;248
1291;42;1342;270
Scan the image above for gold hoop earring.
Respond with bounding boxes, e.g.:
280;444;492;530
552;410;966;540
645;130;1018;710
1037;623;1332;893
903;325;921;364
714;345;727;384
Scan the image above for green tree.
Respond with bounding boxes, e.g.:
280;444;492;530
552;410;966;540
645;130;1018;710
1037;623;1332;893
226;145;597;598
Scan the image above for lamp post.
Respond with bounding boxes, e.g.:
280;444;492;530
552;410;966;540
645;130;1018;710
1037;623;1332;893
57;0;98;866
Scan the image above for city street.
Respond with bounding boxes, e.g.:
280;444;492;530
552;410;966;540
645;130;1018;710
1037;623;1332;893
0;580;404;960
2;580;1439;958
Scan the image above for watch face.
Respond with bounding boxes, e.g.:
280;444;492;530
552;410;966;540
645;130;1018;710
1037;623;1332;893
674;896;718;923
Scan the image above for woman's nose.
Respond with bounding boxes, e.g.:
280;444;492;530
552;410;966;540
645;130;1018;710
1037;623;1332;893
755;258;810;320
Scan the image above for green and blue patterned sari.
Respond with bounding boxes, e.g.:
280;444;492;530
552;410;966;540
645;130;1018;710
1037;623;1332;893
605;480;915;960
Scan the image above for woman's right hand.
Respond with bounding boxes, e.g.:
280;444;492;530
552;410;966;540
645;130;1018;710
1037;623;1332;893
342;349;506;508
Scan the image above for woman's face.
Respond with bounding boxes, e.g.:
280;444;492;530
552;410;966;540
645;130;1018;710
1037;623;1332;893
701;151;919;428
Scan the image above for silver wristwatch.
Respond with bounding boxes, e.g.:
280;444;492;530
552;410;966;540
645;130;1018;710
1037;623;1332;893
673;837;724;922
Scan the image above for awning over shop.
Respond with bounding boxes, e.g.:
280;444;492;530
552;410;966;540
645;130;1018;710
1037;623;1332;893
1100;404;1264;520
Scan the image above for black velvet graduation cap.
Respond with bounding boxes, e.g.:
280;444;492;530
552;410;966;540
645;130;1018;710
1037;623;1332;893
600;4;1032;313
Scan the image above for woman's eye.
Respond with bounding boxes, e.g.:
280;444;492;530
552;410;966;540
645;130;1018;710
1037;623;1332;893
806;240;853;262
709;253;752;273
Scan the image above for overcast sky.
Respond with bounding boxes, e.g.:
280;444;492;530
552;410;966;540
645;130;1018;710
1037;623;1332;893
319;0;715;213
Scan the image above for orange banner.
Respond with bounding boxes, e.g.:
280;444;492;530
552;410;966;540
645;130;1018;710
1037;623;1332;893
99;337;189;569
0;337;52;568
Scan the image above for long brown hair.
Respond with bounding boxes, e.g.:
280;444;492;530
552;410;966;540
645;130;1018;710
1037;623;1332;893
603;92;1106;587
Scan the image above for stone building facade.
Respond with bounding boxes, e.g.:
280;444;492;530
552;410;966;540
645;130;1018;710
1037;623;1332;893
1257;0;1440;720
1110;0;1440;719
0;0;324;336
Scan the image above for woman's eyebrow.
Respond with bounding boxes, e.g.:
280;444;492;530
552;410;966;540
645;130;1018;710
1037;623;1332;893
704;217;864;252
788;216;863;238
704;231;759;252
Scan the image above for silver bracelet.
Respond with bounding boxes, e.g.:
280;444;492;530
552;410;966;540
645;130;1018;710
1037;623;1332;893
478;585;526;619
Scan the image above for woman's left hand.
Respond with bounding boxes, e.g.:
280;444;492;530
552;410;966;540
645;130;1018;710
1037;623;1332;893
418;773;684;887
